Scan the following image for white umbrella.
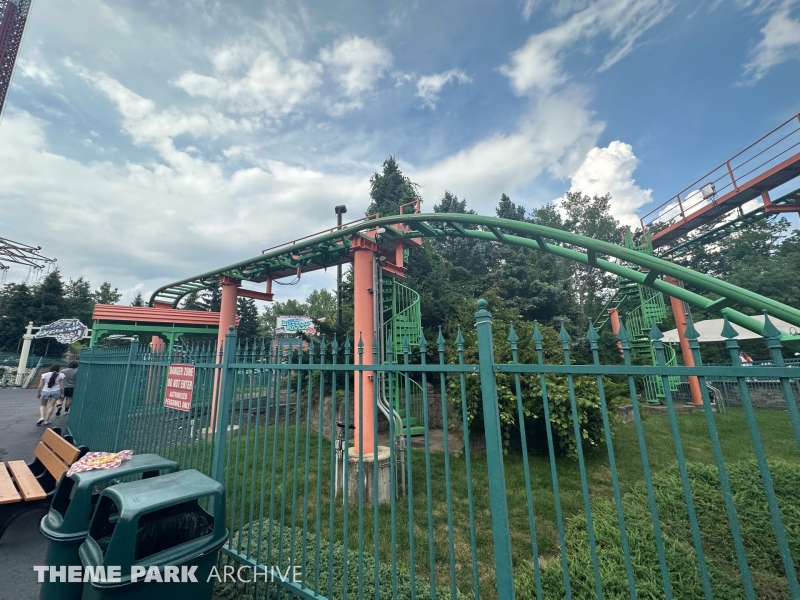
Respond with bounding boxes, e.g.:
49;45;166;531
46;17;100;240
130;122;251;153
661;315;800;344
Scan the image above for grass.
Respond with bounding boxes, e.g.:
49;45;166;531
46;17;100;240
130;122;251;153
174;409;799;599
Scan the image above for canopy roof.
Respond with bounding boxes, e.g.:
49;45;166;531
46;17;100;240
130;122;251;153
661;315;800;344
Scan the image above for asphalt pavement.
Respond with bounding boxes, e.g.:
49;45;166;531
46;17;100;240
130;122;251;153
0;388;69;600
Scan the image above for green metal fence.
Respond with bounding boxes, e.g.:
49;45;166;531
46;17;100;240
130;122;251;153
69;302;800;599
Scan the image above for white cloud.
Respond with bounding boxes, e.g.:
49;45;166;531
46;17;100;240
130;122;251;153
16;56;60;87
415;69;471;108
413;90;603;212
501;0;674;95
174;43;322;117
520;0;540;20
0;108;365;301
559;141;652;226
742;4;800;81
319;36;392;107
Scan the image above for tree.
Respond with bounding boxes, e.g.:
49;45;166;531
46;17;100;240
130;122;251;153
366;156;419;217
236;297;259;341
560;191;621;312
64;277;94;324
131;292;145;307
93;282;122;305
306;288;336;322
181;291;204;310
31;271;67;356
0;282;32;352
496;193;526;221
434;190;474;215
198;286;221;312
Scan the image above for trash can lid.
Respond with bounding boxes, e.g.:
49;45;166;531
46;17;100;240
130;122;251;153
82;470;227;572
40;454;179;541
100;469;224;516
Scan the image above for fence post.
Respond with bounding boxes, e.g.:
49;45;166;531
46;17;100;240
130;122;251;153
70;347;94;442
112;337;139;451
475;299;515;599
212;326;237;484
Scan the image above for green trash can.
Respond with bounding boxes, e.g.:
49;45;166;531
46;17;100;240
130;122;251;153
78;469;227;600
39;454;179;600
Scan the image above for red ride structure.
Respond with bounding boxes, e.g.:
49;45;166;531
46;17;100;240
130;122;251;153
0;0;32;119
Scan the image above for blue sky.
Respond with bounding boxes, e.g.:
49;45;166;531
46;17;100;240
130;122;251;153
1;0;799;304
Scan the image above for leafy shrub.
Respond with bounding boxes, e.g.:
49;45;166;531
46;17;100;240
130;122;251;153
517;460;800;599
446;292;629;457
217;519;462;600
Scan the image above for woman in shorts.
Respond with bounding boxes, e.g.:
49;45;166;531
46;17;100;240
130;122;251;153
55;360;79;416
36;364;64;426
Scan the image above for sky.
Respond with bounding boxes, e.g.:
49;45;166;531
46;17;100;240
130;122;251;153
1;0;799;307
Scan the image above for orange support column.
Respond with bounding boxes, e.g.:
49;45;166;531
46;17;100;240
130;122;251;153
211;276;240;428
352;235;377;455
217;276;240;353
665;276;703;406
608;308;623;357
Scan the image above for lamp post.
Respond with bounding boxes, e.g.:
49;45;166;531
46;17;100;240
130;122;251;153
334;205;347;327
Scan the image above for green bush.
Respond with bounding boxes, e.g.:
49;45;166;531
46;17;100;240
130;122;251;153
517;460;800;599
217;519;461;600
446;292;628;457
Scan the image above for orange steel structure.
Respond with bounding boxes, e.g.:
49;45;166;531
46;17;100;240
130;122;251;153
642;113;800;249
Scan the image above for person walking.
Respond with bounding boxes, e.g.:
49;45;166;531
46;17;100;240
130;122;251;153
55;360;79;416
36;364;64;426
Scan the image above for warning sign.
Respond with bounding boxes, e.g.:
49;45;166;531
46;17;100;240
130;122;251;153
163;364;195;412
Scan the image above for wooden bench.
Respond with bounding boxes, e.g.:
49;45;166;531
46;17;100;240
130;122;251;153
0;428;88;540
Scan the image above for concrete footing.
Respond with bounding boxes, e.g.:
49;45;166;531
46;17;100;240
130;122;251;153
345;445;395;505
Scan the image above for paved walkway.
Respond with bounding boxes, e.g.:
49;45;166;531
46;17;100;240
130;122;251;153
0;388;70;600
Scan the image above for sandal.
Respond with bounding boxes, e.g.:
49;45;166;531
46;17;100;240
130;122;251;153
36;419;44;426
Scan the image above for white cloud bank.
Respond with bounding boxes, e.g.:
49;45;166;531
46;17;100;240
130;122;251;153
501;0;674;95
319;36;392;100
560;141;653;226
0;104;366;299
742;4;800;81
174;44;323;117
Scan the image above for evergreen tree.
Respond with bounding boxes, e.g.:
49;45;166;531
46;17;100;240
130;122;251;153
32;271;68;356
131;292;145;307
236;297;259;341
366;156;418;217
93;282;122;305
181;291;204;310
64;277;94;324
496;193;526;221
198;285;222;312
0;283;32;352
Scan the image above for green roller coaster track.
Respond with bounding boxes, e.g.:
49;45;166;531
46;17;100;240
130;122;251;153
149;213;800;341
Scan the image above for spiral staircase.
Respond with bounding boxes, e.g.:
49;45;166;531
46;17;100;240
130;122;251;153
382;276;425;435
596;228;680;403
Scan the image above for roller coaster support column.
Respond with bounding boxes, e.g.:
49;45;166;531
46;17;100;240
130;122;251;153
665;275;703;406
211;275;240;428
607;309;623;356
352;235;377;454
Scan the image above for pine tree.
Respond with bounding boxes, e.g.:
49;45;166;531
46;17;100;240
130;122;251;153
131;292;145;307
93;282;122;305
366;156;419;217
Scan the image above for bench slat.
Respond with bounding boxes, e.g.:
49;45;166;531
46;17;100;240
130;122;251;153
7;461;46;502
42;428;81;464
34;441;69;482
0;463;22;505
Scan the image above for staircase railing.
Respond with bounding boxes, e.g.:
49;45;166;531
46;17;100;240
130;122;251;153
382;277;425;435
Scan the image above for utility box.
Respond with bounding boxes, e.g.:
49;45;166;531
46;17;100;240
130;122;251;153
78;469;227;600
39;454;179;600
